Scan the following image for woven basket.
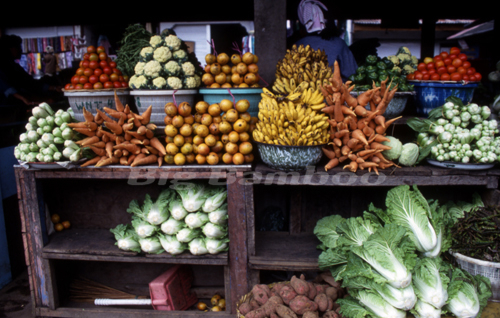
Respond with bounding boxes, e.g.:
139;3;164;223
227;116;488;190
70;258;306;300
236;281;290;318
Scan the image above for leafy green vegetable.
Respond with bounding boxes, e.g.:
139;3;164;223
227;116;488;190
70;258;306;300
110;224;141;253
382;136;403;161
313;214;345;249
349;289;407;318
138;236;164;254
173;182;212;212
116;24;153;77
412;257;450;309
160;217;185;235
202;187;227;212
143;189;175;225
158;233;188;255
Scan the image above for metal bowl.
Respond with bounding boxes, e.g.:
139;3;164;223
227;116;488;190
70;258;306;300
255;141;325;172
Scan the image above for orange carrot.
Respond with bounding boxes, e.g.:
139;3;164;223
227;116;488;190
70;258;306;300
120;156;129;165
149;137;166;156
114;143;141;155
105;142;114;158
124;104;131;115
131;154;158;167
359;162;379;170
82;107;94;123
141;147;150;155
333;60;342;85
145;129;155;139
130;139;144;145
98;127;117;142
89;141;105;148
104;121;123;135
79;136;100;147
352;129;368;146
127;154;136;166
115;136;125;145
146;123;157;131
145;145;159;155
68;122;91;129
117;112;128;126
114;90;125;112
341;106;356;117
322;147;337;159
80;156;102;167
137;125;147;135
73;128;96;137
95;156;119;167
325;158;339;171
341;145;351;156
354;106;368;117
369;142;392;151
357;88;379;106
90;146;106;157
158;156;163;167
96;109;115;124
347;138;359;149
348;153;358;162
363;125;374;137
125;130;146;140
94;112;104;125
374;115;386;128
122;122;134;132
140;105;153;125
343;161;358;173
375;116;402;134
102;133;110;143
357;148;377;158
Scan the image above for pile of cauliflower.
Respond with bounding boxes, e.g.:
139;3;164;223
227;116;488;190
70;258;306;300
129;31;202;90
386;46;419;76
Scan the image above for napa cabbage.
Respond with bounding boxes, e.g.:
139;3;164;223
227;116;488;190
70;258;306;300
202;222;228;239
176;227;201;243
349;289;407;318
160;218;185;235
201;187;227;212
412;257;449;309
142;189;175;225
131;216;159;238
158;233;188;255
411;299;442;318
188;238;209;255
110;224;141;253
138;236;164;254
205;237;230;254
173;182;212;212
184;212;209;229
208;203;228;225
169;198;188;220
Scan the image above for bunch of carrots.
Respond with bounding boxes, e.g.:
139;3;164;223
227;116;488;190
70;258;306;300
320;61;401;174
68;91;166;167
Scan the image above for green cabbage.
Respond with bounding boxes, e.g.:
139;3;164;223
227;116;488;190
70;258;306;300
382;136;403;161
399;143;419;166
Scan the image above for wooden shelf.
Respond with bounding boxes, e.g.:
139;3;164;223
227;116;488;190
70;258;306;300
252;163;500;188
249;232;321;271
42;229;228;265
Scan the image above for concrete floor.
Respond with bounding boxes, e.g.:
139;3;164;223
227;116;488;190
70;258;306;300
0;271;32;318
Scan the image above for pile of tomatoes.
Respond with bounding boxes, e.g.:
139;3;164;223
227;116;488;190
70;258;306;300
407;47;482;82
64;45;129;90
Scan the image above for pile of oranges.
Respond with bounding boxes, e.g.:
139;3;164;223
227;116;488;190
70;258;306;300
64;45;129;90
201;52;260;88
408;47;482;82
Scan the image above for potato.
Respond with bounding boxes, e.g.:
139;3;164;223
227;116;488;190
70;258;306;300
279;285;297;305
245;296;281;318
314;293;329;312
315;283;326;294
323;311;340;318
250;299;260;310
271;282;287;297
307;282;317;300
276;304;298;318
238;301;253;315
252;284;270;305
289;295;318;315
290;275;310;295
302;311;319;318
325;287;338;302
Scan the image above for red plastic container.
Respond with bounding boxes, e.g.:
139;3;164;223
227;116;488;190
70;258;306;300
149;265;198;311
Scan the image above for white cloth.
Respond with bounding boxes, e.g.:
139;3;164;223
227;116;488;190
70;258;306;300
297;0;328;34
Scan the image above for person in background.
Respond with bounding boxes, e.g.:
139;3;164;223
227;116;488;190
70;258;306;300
291;0;358;82
43;45;57;77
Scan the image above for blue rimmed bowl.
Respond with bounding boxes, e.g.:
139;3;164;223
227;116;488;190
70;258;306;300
255;141;325;172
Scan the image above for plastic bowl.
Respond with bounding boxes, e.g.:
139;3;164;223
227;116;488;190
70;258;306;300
199;88;262;118
409;80;478;116
351;91;414;118
255;141;325;172
64;89;130;122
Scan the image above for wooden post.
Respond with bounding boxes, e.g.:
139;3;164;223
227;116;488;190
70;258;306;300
421;18;437;60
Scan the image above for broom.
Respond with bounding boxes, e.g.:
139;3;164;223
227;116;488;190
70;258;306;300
69;277;148;303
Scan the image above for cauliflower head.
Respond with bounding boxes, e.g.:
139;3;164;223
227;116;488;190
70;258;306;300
181;61;196;76
140;47;154;62
144;60;163;78
397;46;411;55
149;35;164;48
129;75;149;89
410;56;418;66
387;55;399;66
403;64;416;75
173;49;188;62
152;76;167;89
164;60;181;77
183;75;200;89
391;66;402;75
164;35;182;51
134;62;147;76
397;53;412;64
153;46;172;63
167;76;183;90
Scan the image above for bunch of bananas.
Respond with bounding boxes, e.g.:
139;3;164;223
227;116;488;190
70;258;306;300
252;87;329;146
273;44;333;95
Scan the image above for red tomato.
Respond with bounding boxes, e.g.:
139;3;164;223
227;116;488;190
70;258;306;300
74;83;83;89
414;71;423;80
118;75;125;82
462;61;471;69
79;76;88;84
417;63;427;72
89;75;99;84
83;53;90;61
421;69;429;75
447;65;456;74
123;75;129;82
463;74;470;81
434;55;443;62
109;73;119;82
103;67;113;75
449;54;457;60
437;66;448;75
450;72;462;81
422;74;430;80
64;83;73;90
89;53;99;62
99;52;107;61
444;58;452;66
467;67;476;75
109;61;117;69
113;81;122;88
458;53;468;61
474;73;482;81
79;60;84;68
103;81;114;89
450;47;461;55
452;58;463;68
71;75;80;85
83;82;93;89
99;74;110;83
81;60;90;68
426;62;435;70
99;60;108;69
407;73;415;80
430;73;441;81
440;51;449;59
94;68;103;76
76;68;84;76
112;68;122;75
96;46;105;54
121;82;129;88
457;67;466;75
89;60;99;70
93;82;103;89
87;45;96;54
428;69;436;74
83;68;94;77
435;60;445;68
441;73;451;81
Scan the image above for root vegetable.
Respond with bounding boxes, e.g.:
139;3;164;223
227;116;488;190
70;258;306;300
276;304;298;318
307;281;317;300
314;293;329;312
252;284;270;305
302;311;319;318
289;295;318;315
245;296;282;318
325;287;338;302
290;275;309;295
279;285;297;305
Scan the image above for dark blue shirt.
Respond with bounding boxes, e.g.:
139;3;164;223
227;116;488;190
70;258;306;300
295;35;358;82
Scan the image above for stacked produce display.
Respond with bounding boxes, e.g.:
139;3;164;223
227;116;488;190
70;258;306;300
64;45;129;90
314;185;492;318
349;46;417;92
14;102;85;163
408;96;500;164
111;183;229;256
163;99;256;165
128;30;203;89
202;51;261;88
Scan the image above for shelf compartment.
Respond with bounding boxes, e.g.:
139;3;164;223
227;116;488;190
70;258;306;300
42;229;228;265
249;231;320;271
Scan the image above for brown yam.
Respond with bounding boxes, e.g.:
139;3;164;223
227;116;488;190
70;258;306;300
325;287;338;302
314;293;329;312
239;301;253;315
307;282;317;300
315;284;326;294
250;299;260;310
279;285;297;305
290;275;310;295
303;311;319;318
323;311;339;318
252;284;271;305
275;304;298;318
326;296;334;311
271;313;279;318
289;295;318;315
245;296;283;318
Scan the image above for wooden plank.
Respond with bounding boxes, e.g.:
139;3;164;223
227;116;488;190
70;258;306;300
224;265;231;313
37;306;234;318
226;172;249;314
289;188;302;234
244;180;256;257
42;229;227;265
